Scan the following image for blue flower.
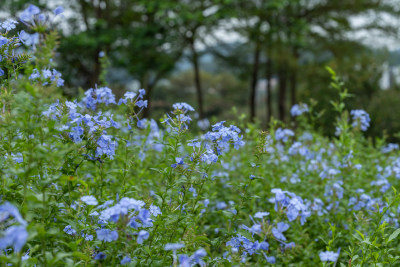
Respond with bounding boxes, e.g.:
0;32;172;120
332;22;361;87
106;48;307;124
319;251;339;262
188;186;197;197
0;36;8;47
179;254;190;267
18;31;39;48
21;250;30;261
266;256;276;264
139;89;146;98
120;256;131;265
136;100;148;108
1;19;18;31
81;196;98;206
212;121;225;131
126;91;136;99
97;200;114;210
118;91;137;105
137;119;146;128
241;223;261;236
202;122;245;163
190;248;207;265
0;225;28;252
29;69;40;80
19;4;41;24
82;87;116;110
42;69;52;79
271;188;288;205
94;252;106;260
0;202;27;225
272;222;290;241
96;134;117;159
69;126;84;143
254;212;269;219
216;201;227;210
53;6;64;15
9;153;24;164
285;242;296;249
96;229;118;242
350;109;370;131
149;205;162;217
171;157;184;168
287;198;306;222
63;225;76;235
164;243;185;251
172;102;195;112
137;209;153;227
382;143;399;153
137;230;149;244
290;103;309;117
259;241;269;250
100;198;145;222
84;234;93;241
275;128;294;142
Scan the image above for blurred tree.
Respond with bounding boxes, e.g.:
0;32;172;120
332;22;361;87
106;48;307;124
219;0;399;125
152;69;248;119
276;0;399;123
166;0;225;119
0;0;42;16
2;0;400;140
56;0;181;116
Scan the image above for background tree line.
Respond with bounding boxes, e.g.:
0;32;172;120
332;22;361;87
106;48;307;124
2;0;400;140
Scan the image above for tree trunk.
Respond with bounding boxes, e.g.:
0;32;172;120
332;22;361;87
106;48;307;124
90;47;101;87
190;41;204;119
90;2;102;87
290;48;299;114
278;65;287;122
142;82;154;118
266;54;272;124
289;68;297;122
250;42;261;122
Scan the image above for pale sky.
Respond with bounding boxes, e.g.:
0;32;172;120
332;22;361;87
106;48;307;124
2;2;399;51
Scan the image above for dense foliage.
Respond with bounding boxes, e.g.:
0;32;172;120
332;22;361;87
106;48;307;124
2;0;400;139
2;4;400;267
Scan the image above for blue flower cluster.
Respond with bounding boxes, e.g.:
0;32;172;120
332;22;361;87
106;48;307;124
60;196;162;261
290;103;309;117
43;88;133;159
195;121;245;164
20;4;63;27
82;86;116;110
350;109;370;131
319;250;339;262
178;248;207;266
1;19;18;32
227;234;270;263
271;188;311;224
17;4;63;49
29;68;64;87
0;202;28;253
163;102;195;133
275;128;295;143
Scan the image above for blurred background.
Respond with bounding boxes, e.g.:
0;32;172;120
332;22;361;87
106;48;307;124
2;0;400;140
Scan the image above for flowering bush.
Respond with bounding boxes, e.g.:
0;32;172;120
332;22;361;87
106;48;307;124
1;4;400;267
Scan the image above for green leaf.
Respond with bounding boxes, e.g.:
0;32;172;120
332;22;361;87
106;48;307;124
355;230;365;240
72;251;90;261
388;228;400;243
